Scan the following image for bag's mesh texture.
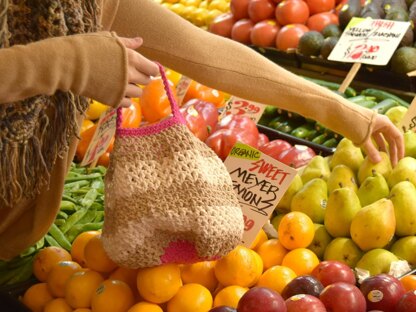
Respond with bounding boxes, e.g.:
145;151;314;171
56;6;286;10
102;123;244;269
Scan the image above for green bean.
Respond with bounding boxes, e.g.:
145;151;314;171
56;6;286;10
90;202;104;211
66;222;104;243
45;234;61;248
60;208;89;234
60;200;77;212
6;258;34;285
65;173;102;183
78;206;97;224
64;180;90;191
81;188;98;209
61;194;78;204
57;211;69;220
48;224;72;251
54;219;65;227
93;211;105;223
19;246;36;257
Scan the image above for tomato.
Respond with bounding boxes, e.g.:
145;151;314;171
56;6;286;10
306;12;339;32
85;100;110;121
120;99;142;128
209;12;236;38
259;139;292;160
205;128;259;160
183;81;225;108
231;0;250;20
215;114;259;138
277;145;316;168
183;99;219;132
276;24;309;51
305;0;336;15
257;133;270;147
250;19;281;48
80;119;95;135
179;105;209;141
231;18;255;45
248;0;276;23
275;0;310;26
140;77;177;123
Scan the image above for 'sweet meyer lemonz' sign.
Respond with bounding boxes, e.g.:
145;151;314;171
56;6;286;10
224;142;297;247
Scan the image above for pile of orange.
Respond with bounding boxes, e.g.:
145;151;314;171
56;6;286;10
22;211;322;312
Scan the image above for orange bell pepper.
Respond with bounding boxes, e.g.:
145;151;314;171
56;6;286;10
183;81;225;108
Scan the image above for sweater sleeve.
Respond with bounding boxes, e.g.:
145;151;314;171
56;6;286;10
0;32;127;107
103;0;376;145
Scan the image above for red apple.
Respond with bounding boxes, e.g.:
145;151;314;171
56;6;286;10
281;275;324;299
395;290;416;312
210;306;238;312
320;282;366;312
360;274;406;312
231;0;250;20
250;19;280;47
209;13;236;38
311;260;356;287
248;0;276;23
231;19;254;44
285;294;327;312
237;287;287;312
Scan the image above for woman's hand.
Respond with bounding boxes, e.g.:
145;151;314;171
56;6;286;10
361;114;404;167
118;37;159;107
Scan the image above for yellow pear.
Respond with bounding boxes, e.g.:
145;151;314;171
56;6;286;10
357;152;392;185
350;198;396;251
329;138;364;172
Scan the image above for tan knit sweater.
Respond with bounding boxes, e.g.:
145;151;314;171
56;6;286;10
0;0;376;260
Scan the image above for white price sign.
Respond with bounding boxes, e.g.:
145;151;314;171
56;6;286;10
328;18;410;65
224;142;297;247
222;96;266;123
399;97;416;132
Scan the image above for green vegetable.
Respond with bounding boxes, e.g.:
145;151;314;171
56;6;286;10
6;258;33;285
66;222;104;243
48;223;72;250
302;76;357;97
372;99;399;114
45;234;61;248
360;89;410;108
60;200;77;212
81;188;98;209
60;208;89;234
322;138;339;148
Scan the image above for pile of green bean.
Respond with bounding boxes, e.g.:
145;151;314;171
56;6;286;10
0;164;106;287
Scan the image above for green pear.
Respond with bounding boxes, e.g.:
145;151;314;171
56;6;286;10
389;181;416;236
307;223;333;260
301;155;331;184
324;188;361;237
385;105;408;128
404;130;416;158
357;152;392;185
390;236;416;267
357;171;390;207
327;164;358;194
350;198;396;251
323;237;363;268
270;213;285;232
356;248;399;276
291;178;327;224
329;138;364;172
387;156;416;188
275;174;303;214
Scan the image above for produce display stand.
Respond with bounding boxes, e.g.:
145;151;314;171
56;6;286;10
251;46;416;102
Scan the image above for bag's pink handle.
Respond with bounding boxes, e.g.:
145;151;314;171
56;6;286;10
116;62;180;129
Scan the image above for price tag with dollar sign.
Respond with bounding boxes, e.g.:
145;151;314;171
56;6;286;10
221;96;266;123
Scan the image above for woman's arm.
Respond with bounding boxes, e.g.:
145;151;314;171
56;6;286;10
0;32;128;106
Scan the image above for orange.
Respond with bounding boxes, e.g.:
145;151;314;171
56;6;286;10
180;261;218;292
47;260;82;297
250;229;268;250
109;266;139;292
278;211;315;250
214;245;263;287
167;283;213;312
256;239;289;270
83;234;118;273
213;285;248;308
256;265;297;294
128;302;164;312
32;246;72;282
282;248;320;276
22;283;54;312
137;263;182;304
91;279;135;312
71;231;100;267
401;275;416;291
80;119;95;135
65;269;105;309
44;298;72;312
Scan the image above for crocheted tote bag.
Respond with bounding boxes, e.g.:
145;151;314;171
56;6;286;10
102;64;244;269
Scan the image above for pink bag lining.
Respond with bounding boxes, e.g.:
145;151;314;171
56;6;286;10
116;63;185;137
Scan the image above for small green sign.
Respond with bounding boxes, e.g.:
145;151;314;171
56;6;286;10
229;142;261;161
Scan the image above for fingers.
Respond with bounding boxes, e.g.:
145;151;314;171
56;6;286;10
119;98;133;108
373;132;387;153
126;48;159;78
361;139;382;164
119;37;143;50
124;83;142;98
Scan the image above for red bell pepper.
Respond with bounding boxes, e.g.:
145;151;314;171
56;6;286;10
259;139;293;160
257;133;270;148
182;99;219;133
277;145;316;168
179;105;209;141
